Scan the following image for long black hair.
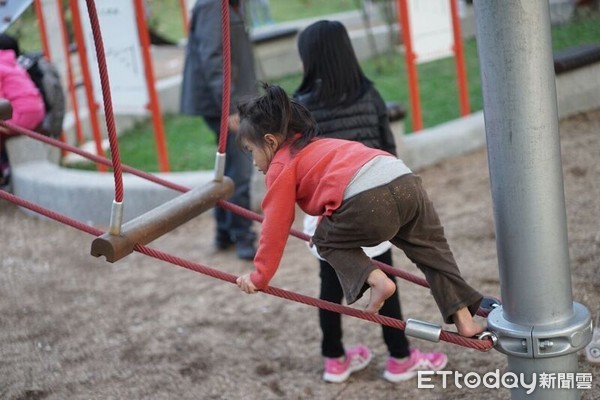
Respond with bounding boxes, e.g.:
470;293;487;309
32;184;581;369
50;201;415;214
294;20;372;108
237;83;318;153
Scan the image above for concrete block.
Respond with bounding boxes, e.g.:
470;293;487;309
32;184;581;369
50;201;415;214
556;63;600;119
156;75;183;114
6;136;60;166
399;111;486;171
11;161;215;226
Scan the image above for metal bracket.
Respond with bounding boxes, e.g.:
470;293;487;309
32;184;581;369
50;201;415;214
405;318;442;342
214;152;226;182
108;200;124;235
487;302;592;358
585;312;600;363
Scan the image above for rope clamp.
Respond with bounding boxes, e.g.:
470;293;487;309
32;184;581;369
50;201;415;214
109;200;124;235
405;318;442;342
214;152;226;182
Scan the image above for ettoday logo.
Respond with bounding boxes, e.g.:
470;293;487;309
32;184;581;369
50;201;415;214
417;370;593;394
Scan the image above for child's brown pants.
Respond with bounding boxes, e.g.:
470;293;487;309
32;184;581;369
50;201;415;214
312;174;482;323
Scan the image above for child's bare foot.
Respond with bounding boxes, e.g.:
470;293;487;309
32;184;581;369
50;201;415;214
453;307;486;337
364;269;396;313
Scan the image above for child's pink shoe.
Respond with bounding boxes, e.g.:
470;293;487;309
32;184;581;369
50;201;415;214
383;348;448;383
323;345;373;383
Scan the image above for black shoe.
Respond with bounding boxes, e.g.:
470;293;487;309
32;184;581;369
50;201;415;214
215;231;234;250
480;296;502;313
235;237;256;260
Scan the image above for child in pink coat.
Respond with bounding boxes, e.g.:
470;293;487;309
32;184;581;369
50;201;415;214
0;34;45;188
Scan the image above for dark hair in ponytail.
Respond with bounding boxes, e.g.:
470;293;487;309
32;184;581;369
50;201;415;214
237;83;318;153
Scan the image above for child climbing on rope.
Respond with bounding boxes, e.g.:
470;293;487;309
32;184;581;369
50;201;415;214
235;83;486;338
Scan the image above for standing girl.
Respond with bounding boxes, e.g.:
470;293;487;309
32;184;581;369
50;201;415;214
235;83;485;344
293;20;446;383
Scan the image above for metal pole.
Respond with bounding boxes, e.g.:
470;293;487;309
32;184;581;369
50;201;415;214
179;0;190;33
133;0;171;173
449;0;470;116
57;0;85;146
69;0;108;172
33;0;50;58
396;0;423;132
473;1;592;399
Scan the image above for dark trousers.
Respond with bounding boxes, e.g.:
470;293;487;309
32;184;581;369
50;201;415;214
314;174;482;324
0;136;9;182
204;116;254;241
319;249;411;359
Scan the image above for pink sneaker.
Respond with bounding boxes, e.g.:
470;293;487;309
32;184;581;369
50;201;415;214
323;345;373;383
383;348;448;383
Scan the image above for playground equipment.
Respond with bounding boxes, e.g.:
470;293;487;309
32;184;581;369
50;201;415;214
473;1;592;398
396;0;470;131
0;118;497;353
90;177;234;262
0;0;497;349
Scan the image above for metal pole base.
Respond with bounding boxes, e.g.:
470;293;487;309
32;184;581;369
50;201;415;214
487;302;592;359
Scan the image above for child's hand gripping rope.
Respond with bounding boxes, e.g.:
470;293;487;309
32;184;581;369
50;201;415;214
237;273;258;294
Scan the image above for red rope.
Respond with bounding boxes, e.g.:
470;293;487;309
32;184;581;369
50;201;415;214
1;0;493;354
71;3;449;304
83;0;124;203
0;120;493;319
0;190;103;237
0;188;493;351
218;0;231;155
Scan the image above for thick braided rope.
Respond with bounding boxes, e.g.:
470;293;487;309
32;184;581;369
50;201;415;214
5;2;435;292
7;0;491;351
140;243;492;351
218;0;231;155
0;120;487;314
0;189;493;352
83;0;124;203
